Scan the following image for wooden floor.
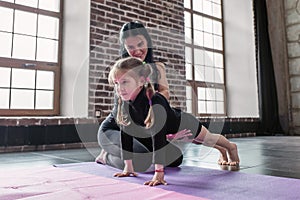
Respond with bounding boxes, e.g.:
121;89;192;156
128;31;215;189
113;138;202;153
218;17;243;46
1;136;300;179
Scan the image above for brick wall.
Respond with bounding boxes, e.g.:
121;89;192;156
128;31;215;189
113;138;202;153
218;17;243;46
89;0;186;117
285;0;300;135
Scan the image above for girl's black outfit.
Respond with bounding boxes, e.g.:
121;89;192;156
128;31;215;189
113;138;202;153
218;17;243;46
98;86;202;171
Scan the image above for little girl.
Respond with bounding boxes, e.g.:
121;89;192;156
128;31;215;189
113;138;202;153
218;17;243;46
109;57;240;186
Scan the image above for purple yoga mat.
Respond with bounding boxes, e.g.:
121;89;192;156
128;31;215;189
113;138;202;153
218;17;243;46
55;162;300;200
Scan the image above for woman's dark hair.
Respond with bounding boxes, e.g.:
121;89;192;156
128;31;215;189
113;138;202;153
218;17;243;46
119;21;159;89
119;21;154;64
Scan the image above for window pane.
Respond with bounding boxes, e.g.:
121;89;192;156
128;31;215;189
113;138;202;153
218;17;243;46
185;46;192;80
212;3;222;19
186;85;192;99
0;32;12;58
194;48;204;65
186;85;192;113
216;89;224;101
14;10;37;36
215;68;224;83
193;30;203;46
204;33;213;49
198;100;206;113
185;46;192;63
36;90;53;109
0;89;10;109
11;89;34;109
36;70;54;90
186;63;192;80
12;34;36;60
38;15;59;39
204;66;214;82
214;53;223;68
203;17;213;33
39;0;60;12
213;21;222;36
184;11;191;28
184;0;191;9
203;0;212;16
193;15;203;31
197;87;205;100
0;67;11;87
185;27;192;43
194;65;204;81
207;101;216;113
214;35;223;50
204;51;214;66
15;0;38;8
217;102;224;114
206;88;216;101
36;38;58;62
0;7;13;32
193;0;202;12
11;68;35;89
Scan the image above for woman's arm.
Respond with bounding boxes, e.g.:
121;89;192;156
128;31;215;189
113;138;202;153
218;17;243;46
155;62;170;100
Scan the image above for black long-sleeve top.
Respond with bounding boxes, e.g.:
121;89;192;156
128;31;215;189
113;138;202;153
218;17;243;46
120;87;181;165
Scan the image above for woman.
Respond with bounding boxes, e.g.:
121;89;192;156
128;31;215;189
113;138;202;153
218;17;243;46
96;21;184;172
110;57;239;186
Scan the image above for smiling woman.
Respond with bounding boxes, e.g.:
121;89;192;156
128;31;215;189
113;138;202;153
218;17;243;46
124;35;148;61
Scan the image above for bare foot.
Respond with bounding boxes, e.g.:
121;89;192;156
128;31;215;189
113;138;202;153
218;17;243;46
95;149;107;164
227;143;240;166
217;147;229;165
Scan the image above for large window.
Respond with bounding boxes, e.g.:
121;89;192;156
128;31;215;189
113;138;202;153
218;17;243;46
185;0;225;116
0;0;63;116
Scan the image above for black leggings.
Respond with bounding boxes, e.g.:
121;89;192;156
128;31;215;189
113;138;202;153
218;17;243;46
98;125;183;172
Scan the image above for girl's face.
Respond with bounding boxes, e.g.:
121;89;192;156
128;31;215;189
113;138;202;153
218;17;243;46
114;72;144;101
124;35;148;61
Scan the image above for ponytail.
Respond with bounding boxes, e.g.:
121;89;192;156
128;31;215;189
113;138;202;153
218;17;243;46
116;96;130;126
144;78;155;128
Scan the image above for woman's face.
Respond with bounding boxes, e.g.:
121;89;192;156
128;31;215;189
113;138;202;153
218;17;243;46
114;72;144;101
124;35;148;61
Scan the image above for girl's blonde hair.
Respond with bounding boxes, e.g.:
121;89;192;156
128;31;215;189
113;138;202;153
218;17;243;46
108;57;155;128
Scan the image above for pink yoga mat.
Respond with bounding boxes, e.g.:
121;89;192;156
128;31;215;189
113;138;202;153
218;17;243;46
56;162;300;200
0;166;207;200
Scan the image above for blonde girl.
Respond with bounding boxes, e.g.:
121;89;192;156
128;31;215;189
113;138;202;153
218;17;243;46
109;57;240;186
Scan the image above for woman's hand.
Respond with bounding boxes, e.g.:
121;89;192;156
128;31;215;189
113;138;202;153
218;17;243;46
166;129;193;142
144;171;167;186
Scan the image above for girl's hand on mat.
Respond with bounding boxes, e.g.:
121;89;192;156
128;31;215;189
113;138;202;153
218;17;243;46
144;172;167;186
114;171;138;177
166;129;193;142
114;160;137;177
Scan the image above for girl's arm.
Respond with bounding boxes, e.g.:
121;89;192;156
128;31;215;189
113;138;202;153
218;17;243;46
144;98;168;186
114;159;137;177
155;62;170;100
114;129;137;177
144;164;167;186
